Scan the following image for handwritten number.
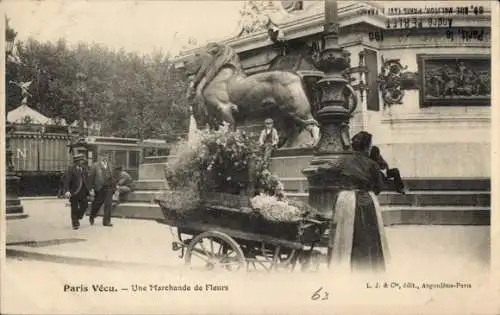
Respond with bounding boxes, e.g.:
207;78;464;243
322;291;329;300
311;287;329;301
311;287;322;300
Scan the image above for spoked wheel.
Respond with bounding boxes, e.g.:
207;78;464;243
245;243;299;272
184;230;246;272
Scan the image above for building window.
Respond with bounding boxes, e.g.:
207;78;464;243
365;49;380;111
129;151;140;168
114;150;127;169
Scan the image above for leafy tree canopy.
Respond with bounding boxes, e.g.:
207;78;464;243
5;28;191;139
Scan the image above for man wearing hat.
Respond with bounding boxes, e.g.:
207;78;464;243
88;151;115;227
63;153;90;230
259;118;279;164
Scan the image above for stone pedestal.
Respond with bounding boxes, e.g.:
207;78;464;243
6;126;27;220
6;172;26;220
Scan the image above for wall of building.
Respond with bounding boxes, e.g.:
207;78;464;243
361;36;491;178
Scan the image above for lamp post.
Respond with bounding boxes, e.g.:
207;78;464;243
5;21;27;219
68;72;90;160
302;0;357;237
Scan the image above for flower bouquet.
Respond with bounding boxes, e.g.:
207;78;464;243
157;125;328;242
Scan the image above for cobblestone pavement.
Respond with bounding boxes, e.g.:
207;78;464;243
5;199;491;274
3;199;495;314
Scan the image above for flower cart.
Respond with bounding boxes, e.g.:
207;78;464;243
156;128;331;272
154;192;330;272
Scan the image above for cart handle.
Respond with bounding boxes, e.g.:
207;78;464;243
302;218;329;225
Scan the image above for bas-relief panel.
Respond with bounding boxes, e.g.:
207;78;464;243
417;54;490;107
377;47;490;114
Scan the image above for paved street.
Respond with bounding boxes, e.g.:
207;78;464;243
6;199;491;274
2;199;495;314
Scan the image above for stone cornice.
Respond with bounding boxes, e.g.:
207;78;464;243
379;42;490;50
174;2;388;62
173;1;491;65
381;113;491;125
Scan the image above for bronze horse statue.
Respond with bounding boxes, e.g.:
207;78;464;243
186;42;321;148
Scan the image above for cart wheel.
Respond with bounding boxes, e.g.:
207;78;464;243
245;244;298;272
184;230;245;272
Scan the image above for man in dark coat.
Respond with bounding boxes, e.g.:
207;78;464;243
369;146;407;194
88;151;115;227
63;153;89;230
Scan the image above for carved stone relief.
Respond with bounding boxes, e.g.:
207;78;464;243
377;56;419;107
417;54;490;107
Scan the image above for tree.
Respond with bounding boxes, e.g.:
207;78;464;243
5;17;21;114
6;33;193;139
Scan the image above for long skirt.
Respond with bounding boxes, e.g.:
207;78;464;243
329;190;390;273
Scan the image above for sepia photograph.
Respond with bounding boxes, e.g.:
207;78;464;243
1;0;498;314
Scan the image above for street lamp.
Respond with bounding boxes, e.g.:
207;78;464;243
5;19;27;219
68;72;90;160
76;72;87;139
302;0;358;256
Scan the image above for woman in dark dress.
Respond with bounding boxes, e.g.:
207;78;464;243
325;131;390;273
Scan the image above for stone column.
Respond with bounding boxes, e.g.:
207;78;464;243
302;0;357;217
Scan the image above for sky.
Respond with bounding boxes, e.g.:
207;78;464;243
2;0;244;56
2;0;492;56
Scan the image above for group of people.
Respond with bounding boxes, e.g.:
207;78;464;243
259;118;408;272
62;151;133;230
259;118;407;195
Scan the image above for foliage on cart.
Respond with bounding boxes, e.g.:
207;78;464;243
164;126;283;198
157;125;328;242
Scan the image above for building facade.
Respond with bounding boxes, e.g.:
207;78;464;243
175;0;491;180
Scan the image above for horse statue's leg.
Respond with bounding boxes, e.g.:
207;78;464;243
220;103;238;131
209;99;237;131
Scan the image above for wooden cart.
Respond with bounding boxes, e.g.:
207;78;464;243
154;194;331;272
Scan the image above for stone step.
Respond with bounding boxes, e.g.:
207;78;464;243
88;202;490;226
377;191;490;207
287;191;490;207
6;199;21;206
126;190;163;203
138;168;490;193
133;180;167;191
124;189;490;207
278;177;490;192
6;204;24;215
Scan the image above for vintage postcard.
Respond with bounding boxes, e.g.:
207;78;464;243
1;0;498;314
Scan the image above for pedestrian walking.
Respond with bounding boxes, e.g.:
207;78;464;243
63;153;89;230
88;151;115;227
